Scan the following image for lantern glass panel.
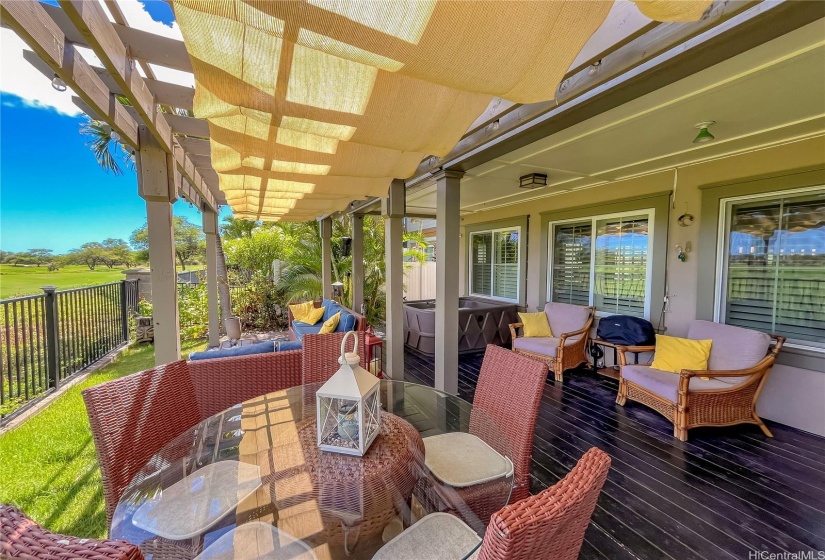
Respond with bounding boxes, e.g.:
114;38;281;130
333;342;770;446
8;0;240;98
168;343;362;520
319;397;361;451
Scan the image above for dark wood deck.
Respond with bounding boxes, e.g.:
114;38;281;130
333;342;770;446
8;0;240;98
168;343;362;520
403;349;825;560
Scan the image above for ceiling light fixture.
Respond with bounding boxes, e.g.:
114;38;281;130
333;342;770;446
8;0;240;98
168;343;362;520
519;173;548;189
587;60;602;76
51;74;67;92
693;121;716;144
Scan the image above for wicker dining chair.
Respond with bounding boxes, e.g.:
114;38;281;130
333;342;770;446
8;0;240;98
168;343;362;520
301;331;368;384
0;504;144;560
509;303;594;382
376;447;612;560
414;345;548;531
616;320;785;441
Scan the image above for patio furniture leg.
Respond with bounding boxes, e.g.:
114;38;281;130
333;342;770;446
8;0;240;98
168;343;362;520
755;414;773;438
615;379;627;406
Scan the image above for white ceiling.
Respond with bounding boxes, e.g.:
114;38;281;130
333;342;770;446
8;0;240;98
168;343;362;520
406;19;825;215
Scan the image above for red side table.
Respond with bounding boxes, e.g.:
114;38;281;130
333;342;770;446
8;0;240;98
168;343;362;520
365;332;384;378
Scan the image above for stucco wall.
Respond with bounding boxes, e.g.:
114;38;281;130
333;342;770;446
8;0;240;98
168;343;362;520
459;135;825;436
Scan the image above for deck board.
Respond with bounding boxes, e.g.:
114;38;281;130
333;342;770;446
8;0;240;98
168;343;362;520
402;349;825;559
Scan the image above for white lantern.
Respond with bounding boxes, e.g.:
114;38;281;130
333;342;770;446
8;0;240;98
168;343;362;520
316;332;381;456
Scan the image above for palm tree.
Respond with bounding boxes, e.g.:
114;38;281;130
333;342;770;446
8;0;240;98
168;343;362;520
80;119;134;175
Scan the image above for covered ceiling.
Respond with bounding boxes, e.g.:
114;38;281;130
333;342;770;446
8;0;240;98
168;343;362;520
406;19;825;214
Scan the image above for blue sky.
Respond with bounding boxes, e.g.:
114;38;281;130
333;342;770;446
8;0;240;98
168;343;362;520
0;1;231;255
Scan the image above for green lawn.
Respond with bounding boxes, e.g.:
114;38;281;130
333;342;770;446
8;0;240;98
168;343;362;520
0;265;128;299
0;339;206;538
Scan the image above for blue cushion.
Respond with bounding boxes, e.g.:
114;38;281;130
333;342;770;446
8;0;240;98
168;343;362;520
334;310;357;333
189;340;274;361
321;299;344;321
277;340;303;352
292;320;324;342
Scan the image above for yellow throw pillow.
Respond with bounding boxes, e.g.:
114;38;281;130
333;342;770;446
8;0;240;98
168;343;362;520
289;301;314;322
319;311;341;334
304;306;326;325
650;335;712;374
518;312;553;338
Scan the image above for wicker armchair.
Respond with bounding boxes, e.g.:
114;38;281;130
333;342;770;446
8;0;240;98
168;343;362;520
509;303;594;382
414;345;548;531
376;448;611;560
0;504;144;560
616;320;785;441
83;350;303;529
301;331;368;384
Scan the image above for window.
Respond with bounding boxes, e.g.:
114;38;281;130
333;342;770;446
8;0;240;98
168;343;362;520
717;188;825;346
549;211;653;317
470;227;520;301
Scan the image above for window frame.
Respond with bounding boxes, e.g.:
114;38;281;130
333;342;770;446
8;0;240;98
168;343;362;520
468;225;522;303
714;185;825;352
547;208;655;320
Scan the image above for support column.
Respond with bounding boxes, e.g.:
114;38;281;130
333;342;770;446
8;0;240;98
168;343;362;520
383;179;405;380
434;170;463;394
137;125;180;366
320;217;333;301
203;209;220;348
351;214;364;314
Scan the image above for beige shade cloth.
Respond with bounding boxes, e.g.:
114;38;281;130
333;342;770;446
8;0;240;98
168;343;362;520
172;0;711;220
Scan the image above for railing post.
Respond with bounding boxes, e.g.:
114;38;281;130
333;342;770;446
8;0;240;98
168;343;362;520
120;280;129;342
41;286;61;390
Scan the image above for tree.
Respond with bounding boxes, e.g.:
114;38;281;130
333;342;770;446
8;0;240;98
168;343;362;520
221;216;259;240
69;242;107;270
130;217;206;270
27;249;54;267
79;118;134;176
100;238;134;268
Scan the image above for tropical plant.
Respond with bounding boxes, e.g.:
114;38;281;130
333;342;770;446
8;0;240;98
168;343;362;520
79;119;134;176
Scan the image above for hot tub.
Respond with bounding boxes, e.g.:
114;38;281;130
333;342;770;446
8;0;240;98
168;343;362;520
403;297;520;355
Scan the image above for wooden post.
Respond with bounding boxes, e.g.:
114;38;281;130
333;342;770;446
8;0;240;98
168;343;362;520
320;217;333;301
351;214;365;314
136;125;180;365
434;170;463;394
202;209;220;348
41;286;60;389
383;179;405;380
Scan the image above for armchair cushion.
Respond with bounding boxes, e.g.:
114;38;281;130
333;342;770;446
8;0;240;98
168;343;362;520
518;311;553;337
622;364;742;402
688;320;771;371
650;335;712;374
544;302;591;340
513;336;563;357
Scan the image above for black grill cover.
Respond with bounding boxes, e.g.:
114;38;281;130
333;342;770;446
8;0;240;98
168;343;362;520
596;315;656;346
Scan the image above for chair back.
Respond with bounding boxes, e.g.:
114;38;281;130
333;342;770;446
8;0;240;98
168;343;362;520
687;320;774;371
188;349;303;418
477;448;611;560
543;302;592;339
470;345;549;503
301;331;368;385
1;504;144;560
82;360;200;529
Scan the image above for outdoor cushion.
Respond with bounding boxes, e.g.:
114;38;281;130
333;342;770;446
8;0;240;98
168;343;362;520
189;340;274;361
544;302;590;340
291;320;324;342
276;340;303;352
650;335;712;374
423;432;513;487
373;513;481;560
304;306;325;325
687;320;771;372
321;299;343;321
518;311;553;337
513;336;563;357
319;312;341;334
289;301;314;323
621;364;744;403
334;310;356;333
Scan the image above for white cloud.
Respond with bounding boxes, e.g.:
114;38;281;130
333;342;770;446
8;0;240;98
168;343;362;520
0;28;82;116
115;0;183;40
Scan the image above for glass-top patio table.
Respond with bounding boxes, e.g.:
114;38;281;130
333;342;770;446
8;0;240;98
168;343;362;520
111;380;513;560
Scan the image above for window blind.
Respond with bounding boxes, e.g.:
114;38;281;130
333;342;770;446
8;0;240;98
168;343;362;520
551;223;592;306
471;232;492;296
493;230;519;301
724;193;825;343
594;217;648;317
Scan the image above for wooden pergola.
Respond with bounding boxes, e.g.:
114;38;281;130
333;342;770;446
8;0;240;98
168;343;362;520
3;0;821;389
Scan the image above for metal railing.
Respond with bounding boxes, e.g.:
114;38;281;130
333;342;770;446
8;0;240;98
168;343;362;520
0;280;139;425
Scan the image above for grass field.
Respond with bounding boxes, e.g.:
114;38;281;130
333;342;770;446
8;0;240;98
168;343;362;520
0;265;128;299
0;339;207;538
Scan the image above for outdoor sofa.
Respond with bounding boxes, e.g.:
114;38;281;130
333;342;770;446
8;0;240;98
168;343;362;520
288;298;366;341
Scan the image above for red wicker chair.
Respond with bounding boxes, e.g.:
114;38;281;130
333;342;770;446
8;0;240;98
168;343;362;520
376;448;611;560
0;504;144;560
415;345;548;530
83;351;303;530
301;331;368;384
